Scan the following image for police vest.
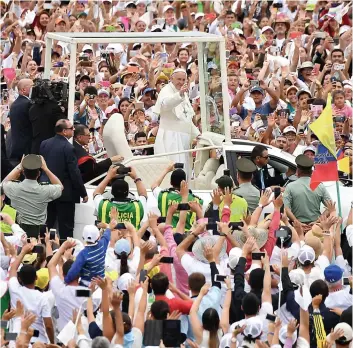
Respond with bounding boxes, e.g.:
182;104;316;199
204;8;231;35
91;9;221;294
219;194;248;222
98;199;144;229
0;204;17;235
157;189;203;230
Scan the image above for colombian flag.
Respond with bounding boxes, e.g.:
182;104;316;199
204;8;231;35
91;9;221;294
310;144;339;190
309;94;336;159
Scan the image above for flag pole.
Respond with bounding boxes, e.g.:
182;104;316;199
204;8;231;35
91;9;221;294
335;181;343;233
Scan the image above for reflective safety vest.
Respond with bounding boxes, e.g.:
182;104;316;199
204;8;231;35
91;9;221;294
98;199;144;229
219;194;248;222
157;189;203;230
0;204;17;235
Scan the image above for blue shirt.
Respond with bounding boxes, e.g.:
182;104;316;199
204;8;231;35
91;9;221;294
239;102;276;121
64;228;111;284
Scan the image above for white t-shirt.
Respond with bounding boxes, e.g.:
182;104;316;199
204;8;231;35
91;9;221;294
105;246;141;278
325;286;353;311
180;254;227;284
9;277;51;343
49;276;87;332
230;302;273;346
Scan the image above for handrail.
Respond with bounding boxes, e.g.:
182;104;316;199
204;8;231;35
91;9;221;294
85;145;221;186
197;136;215;147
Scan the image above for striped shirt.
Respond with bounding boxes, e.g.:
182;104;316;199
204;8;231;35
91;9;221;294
64;229;111;285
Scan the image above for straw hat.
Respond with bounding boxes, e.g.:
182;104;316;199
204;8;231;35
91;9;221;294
304;233;323;259
233;227;268;249
192;235;227;263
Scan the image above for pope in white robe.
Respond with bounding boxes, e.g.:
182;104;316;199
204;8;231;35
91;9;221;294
153;69;200;173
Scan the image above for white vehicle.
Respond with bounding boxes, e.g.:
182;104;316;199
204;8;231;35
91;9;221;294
42;32;352;239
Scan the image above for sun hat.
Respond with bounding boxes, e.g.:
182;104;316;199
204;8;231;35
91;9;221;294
304;233;323;258
192;236;227;263
82;225;100;243
233;227;268;249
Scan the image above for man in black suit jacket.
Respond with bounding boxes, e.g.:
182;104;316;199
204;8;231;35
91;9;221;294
40;119;88;239
8;79;33;165
250;144;285;190
73;124;123;183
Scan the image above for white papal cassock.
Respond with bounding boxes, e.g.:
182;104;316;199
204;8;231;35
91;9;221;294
153;82;200;173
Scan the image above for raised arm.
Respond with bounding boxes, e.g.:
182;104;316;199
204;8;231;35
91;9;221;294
129;167;147;199
151;163;174;191
261;252;272;305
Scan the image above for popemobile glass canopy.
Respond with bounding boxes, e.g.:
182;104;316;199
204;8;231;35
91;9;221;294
44;31;231;141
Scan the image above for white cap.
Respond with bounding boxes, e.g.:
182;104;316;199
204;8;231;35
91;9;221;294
244;316;263;339
289;268;306;286
82;225;100;243
298;245;316;265
136;0;146;5
163;5;174;13
106;43;124;54
328;323;353;343
283;126;297;134
98;89;109;96
195;12;204;20
151;24;163;32
261;26;274;33
339;25;350;36
303;145;316;154
116;273;135;291
228;247;243;270
82;44;93;52
220;333;233;348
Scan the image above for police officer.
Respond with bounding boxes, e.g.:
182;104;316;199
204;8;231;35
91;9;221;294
2;154;63;237
283;155;332;226
205;174;248;223
151;163;203;230
233;158;260;213
93;165;147;229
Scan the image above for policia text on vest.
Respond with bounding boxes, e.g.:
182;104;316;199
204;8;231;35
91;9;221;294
158;188;203;230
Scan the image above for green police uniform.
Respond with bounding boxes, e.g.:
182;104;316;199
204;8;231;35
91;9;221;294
233;158;259;213
98;199;144;229
0;204;17;235
283;155;331;223
157;188;203;230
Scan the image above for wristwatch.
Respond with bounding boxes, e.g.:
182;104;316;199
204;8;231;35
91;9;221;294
190;232;199;239
134;178;142;183
258;203;264;208
231;337;237;343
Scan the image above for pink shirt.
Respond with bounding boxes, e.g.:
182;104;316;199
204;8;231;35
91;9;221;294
164;225;190;295
333;104;352;119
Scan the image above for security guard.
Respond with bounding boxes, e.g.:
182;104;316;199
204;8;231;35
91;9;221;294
2;154;63;237
205;174;248;222
0;185;17;235
151;164;203;230
93;165;147;228
283;155;331;224
233;158;260;213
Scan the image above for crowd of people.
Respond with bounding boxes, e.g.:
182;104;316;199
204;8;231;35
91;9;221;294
0;0;353;347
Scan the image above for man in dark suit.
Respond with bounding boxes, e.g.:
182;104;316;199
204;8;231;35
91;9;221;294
73;124;123;183
8;78;33;165
40;119;88;239
250;144;285;190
